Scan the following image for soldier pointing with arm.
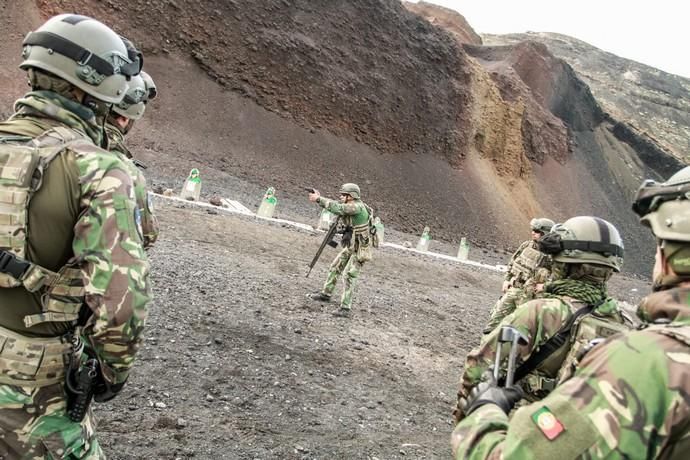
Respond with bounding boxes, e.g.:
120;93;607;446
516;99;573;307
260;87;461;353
307;183;373;317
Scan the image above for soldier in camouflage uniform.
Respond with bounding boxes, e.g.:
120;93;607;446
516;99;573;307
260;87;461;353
483;218;555;334
308;183;373;317
105;70;160;248
453;216;631;424
0;15;149;458
451;169;690;459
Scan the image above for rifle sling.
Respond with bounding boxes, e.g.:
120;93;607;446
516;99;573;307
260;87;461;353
504;301;601;386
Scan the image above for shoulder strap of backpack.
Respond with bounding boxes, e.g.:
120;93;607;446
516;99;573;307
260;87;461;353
506;299;604;385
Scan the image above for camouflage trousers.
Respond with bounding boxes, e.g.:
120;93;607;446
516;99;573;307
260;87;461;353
321;247;364;309
0;382;103;459
484;287;529;332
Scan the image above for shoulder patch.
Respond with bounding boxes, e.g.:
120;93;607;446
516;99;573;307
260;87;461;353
532;406;565;440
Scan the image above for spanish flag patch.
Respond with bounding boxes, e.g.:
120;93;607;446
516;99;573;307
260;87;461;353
532;406;565;440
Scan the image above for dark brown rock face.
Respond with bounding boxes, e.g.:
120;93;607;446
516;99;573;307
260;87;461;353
39;0;473;163
403;1;482;45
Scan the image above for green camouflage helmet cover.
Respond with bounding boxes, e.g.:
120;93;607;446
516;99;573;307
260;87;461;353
20;14;139;103
637;166;690;242
530;217;555;233
112;71;156;120
634;167;690;284
551;216;624;271
339;183;361;199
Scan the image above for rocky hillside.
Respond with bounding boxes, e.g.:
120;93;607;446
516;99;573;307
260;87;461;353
483;32;690;168
2;1;686;273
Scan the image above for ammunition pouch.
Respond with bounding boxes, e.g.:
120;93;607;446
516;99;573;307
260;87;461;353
0;324;72;387
353;221;372;262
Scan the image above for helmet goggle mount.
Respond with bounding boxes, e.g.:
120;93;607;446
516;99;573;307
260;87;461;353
22;31;142;79
538;233;624;258
121;87;147;106
632;179;690;218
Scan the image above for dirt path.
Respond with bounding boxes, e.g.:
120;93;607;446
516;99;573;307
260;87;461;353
96;199;648;459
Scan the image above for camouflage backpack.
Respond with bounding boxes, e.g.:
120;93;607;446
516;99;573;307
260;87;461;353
0;126;90;326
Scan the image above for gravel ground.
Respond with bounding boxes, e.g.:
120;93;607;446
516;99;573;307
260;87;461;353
95;199;649;459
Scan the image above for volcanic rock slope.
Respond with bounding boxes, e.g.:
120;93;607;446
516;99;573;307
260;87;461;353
2;0;683;275
483;31;690;166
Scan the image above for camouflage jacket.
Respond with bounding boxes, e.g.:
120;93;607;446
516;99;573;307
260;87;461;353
0;92;150;386
316;196;369;226
105;123;159;248
504;240;552;298
451;286;690;459
454;294;628;420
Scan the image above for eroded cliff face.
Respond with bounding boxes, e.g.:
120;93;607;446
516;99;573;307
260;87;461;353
403;1;481;46
37;0;475;164
483;32;689;176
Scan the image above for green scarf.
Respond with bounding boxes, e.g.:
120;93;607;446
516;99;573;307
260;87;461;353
12;91;103;145
543;279;607;305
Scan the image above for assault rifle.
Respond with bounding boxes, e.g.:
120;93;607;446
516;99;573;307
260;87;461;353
306;217;340;277
494;326;528;387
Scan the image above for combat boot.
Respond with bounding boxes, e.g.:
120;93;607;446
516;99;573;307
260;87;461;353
333;307;351;318
307;292;331;302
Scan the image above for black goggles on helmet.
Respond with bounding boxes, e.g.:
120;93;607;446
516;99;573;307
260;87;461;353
537;233;624;258
119;36;144;77
632;179;690;217
23;31;142;78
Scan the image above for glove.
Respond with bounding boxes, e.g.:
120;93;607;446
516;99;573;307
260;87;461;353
93;377;126;403
460;372;524;416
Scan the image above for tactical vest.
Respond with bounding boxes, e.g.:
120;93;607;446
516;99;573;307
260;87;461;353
0;126;89;327
521;299;631;397
509;242;544;287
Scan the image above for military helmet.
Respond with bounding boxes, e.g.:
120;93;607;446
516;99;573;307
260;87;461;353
530;217;555;234
112;71;156;120
549;216;624;271
339;183;361;199
140;70;158;100
633;166;690;242
20;14;142;103
112;74;147;120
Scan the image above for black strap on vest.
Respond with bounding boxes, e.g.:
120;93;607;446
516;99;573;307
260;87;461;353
561;240;624;257
0;250;31;280
500;300;604;386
